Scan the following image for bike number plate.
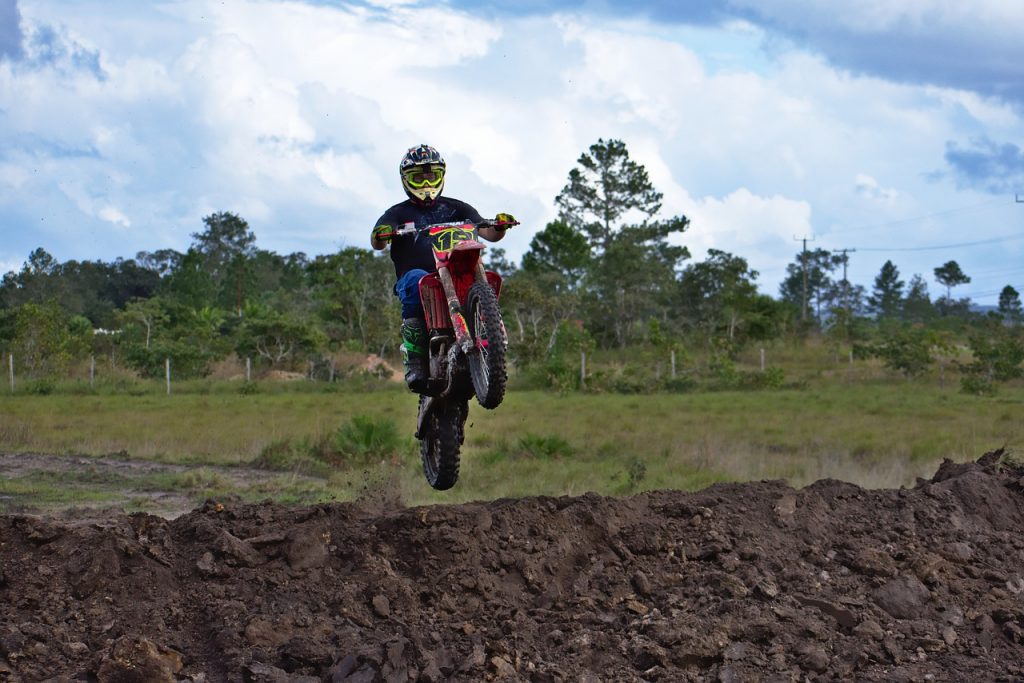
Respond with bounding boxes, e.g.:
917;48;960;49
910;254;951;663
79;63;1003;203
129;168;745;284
428;224;477;256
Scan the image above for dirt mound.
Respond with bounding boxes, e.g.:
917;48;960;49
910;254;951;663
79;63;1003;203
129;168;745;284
2;451;1023;681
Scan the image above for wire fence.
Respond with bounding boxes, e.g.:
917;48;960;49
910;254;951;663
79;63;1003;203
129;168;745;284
0;349;405;396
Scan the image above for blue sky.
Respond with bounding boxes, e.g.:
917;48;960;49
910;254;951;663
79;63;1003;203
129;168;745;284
1;0;1023;303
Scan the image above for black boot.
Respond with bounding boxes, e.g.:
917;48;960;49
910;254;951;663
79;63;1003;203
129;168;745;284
400;318;428;392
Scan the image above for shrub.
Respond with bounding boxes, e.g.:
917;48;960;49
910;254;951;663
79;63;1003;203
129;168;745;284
333;414;403;466
515;433;574;460
251;439;332;478
627;457;647;490
958;328;1024;396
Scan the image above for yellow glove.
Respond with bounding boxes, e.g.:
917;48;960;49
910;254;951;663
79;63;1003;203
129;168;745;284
494;213;518;229
372;224;394;243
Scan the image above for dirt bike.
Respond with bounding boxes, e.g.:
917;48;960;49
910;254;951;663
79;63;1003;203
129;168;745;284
389;217;518;490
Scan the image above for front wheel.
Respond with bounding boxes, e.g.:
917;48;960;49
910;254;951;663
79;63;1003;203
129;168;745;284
466;282;507;409
419;396;466;490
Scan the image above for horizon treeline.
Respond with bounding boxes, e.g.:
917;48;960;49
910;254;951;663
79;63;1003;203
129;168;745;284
2;139;1022;393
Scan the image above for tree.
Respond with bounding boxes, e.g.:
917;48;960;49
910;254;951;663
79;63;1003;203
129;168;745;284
136;249;184;277
901;274;933;323
554;139;689;347
585;221;689;347
11;302;70;377
163;249;216;310
868;260;904;319
118;298;169;350
235;305;325;368
521;220;590;290
858;325;939;378
190;212;258;314
959;322;1024;395
0;251;159;327
779;248;842;326
555;138;664;253
0;248;62;309
933;260;970;300
678;249;760;344
306;248;396;353
483;247;516;278
998;285;1022;325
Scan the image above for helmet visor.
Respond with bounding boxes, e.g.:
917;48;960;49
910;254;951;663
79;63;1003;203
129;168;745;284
403;166;445;189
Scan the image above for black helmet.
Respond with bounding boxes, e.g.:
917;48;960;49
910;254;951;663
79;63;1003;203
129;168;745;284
400;144;446;205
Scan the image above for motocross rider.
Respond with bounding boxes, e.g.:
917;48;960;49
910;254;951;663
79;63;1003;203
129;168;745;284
371;144;515;392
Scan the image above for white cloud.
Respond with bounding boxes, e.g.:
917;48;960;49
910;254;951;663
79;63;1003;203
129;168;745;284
2;0;1024;301
684;188;813;277
98;206;130;228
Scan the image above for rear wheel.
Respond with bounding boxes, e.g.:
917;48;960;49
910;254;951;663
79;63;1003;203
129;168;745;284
419;396;466;490
466;281;507;409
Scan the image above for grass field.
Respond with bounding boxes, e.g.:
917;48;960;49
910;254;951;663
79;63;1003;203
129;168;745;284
2;374;1022;511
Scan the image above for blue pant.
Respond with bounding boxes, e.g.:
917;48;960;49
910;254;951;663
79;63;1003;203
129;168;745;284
396;269;429;319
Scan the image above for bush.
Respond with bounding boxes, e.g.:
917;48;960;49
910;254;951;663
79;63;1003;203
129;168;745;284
742;366;786;390
251;439;332;478
515;433;574;460
661;375;698;393
19;378;56;395
627;457;647;490
333;414;404;466
958;328;1024;396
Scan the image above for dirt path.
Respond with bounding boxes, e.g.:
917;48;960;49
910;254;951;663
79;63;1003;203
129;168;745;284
2;451;1023;681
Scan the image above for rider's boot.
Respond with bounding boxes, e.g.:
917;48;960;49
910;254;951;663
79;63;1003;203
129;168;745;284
400;317;428;393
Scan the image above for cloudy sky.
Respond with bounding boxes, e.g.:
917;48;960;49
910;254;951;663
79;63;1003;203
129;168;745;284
2;0;1023;302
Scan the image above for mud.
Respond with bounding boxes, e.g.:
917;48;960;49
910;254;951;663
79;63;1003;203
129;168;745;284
2;450;1024;681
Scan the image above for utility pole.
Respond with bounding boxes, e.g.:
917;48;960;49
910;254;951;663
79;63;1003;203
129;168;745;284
832;248;857;310
795;235;815;323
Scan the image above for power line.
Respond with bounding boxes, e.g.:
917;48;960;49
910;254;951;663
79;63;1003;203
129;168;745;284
852;232;1024;253
827;196;1014;235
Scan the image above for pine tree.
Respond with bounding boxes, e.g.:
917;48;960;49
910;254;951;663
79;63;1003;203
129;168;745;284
933;260;970;300
555;138;664;253
902;274;933;322
868;260;904;319
998;285;1023;325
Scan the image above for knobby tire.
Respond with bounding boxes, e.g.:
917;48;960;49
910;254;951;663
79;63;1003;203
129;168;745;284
466;281;507;409
419;396;466;490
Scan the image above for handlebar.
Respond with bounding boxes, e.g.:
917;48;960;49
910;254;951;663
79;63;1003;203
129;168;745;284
382;218;519;241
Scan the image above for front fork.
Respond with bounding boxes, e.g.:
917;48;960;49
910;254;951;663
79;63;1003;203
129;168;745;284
436;263;490;355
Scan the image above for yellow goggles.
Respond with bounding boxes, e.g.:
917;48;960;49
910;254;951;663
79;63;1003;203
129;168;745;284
403;166;444;189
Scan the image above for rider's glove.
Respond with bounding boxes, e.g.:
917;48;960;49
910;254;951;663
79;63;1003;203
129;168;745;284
372;224;395;243
494;213;518;229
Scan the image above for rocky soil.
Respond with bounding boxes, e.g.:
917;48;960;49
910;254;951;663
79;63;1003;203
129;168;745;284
2;450;1023;682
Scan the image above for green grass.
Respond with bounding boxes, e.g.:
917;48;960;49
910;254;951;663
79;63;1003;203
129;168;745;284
1;379;1022;508
0;474;120;506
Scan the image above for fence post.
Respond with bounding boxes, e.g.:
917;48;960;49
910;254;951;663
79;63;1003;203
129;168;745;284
90;355;95;388
165;358;171;395
246;357;252;383
670;349;677;379
580;350;586;389
8;353;13;393
760;348;766;372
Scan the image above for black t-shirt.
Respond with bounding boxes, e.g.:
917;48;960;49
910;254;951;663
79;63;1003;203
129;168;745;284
374;197;484;280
